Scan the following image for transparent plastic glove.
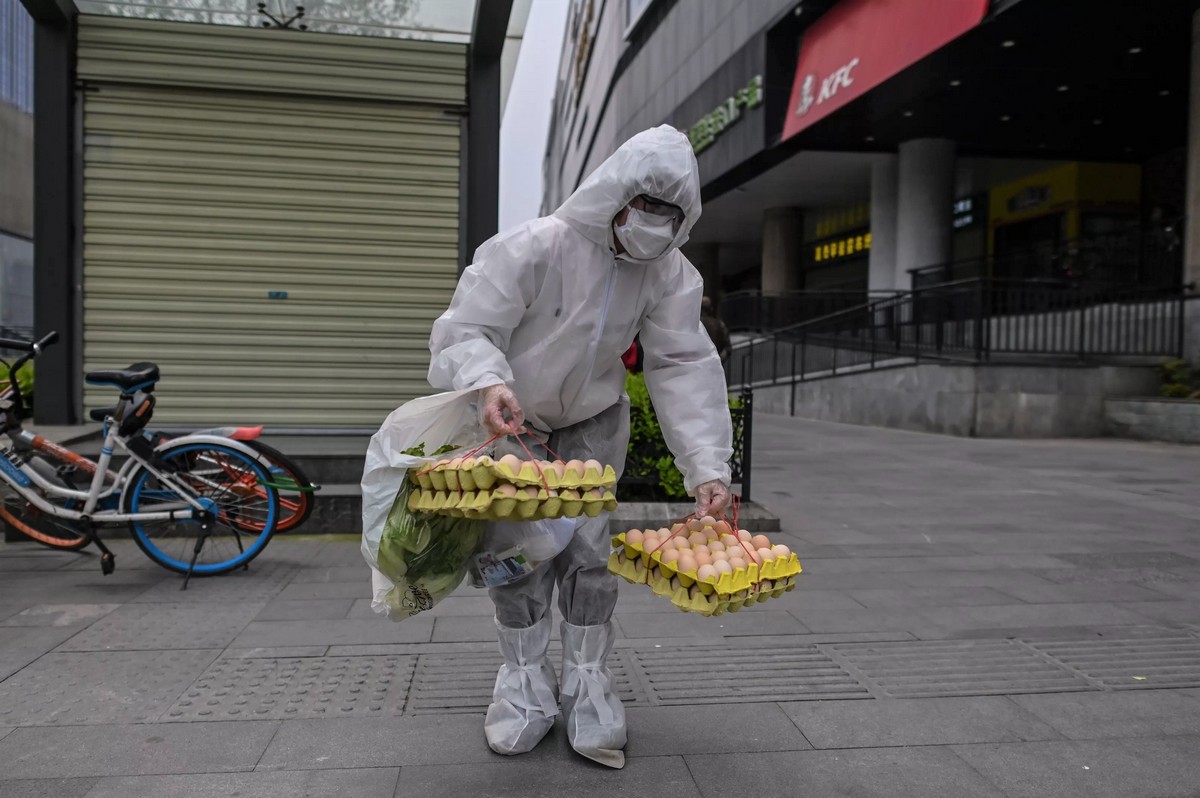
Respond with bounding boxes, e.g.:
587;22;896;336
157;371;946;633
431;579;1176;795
695;480;730;516
480;384;526;436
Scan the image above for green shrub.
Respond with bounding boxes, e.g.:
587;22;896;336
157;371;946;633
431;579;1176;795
624;371;739;501
1159;359;1200;400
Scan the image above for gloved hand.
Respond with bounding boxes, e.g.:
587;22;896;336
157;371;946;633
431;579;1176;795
694;480;730;516
480;384;525;436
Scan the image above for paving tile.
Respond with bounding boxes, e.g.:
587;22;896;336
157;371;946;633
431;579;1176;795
625;704;811;757
920;602;1157;632
254;599;355;621
55;603;264;651
0;626;87;681
230;618;434;648
0;556;71;572
781;696;1063;749
1009;690;1200;739
397;752;701;798
221;646;329;659
787;606;933;635
685;747;1006;798
276;582;370;601
848;587;1018;608
0;649;220;726
992;582;1179;604
0;721;279;779
615;611;808;640
1112;600;1200;626
1053;552;1200;569
809;554;1076;574
81;768;400;798
431;615;504;643
256;714;500;769
0;604;121;627
0;778;97;797
128;563;299;604
952;737;1200;798
288;566;375;583
347;595;497;620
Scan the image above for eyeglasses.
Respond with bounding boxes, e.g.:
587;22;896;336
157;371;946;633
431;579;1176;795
634;195;685;223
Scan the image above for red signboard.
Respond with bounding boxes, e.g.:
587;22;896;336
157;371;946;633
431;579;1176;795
782;0;989;141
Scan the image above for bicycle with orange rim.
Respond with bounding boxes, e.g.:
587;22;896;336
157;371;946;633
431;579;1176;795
0;332;281;587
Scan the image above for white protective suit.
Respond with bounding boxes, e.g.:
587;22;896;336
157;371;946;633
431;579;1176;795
428;125;733;768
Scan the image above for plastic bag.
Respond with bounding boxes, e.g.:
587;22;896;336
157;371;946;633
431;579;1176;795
470;517;577;588
361;387;492;620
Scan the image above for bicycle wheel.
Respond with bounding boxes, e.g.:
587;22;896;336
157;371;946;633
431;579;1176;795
0;496;90;550
0;456;90;550
244;441;317;533
124;442;279;576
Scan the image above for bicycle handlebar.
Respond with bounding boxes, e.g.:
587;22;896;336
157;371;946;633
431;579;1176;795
2;331;59;418
0;331;59;354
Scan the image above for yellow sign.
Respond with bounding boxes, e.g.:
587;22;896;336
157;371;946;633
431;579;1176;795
814;232;870;263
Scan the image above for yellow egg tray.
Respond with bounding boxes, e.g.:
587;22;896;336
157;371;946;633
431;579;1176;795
606;532;803;617
608;550;798;616
410;458;618;493
407;486;617;521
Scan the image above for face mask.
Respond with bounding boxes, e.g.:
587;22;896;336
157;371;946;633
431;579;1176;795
614;207;677;261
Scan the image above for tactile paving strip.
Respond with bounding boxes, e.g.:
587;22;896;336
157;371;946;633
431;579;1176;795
405;648;646;715
162;655;415;720
1027;635;1200;689
0;649;220;725
632;644;870;703
826;639;1093;698
56;602;264;651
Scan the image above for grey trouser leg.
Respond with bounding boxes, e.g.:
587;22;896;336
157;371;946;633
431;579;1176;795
490;398;631;628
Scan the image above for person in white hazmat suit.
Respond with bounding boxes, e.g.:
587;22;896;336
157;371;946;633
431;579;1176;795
427;125;733;769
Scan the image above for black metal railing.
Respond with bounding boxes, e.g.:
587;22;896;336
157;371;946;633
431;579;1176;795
911;228;1185;293
727;278;1193;392
721;289;902;333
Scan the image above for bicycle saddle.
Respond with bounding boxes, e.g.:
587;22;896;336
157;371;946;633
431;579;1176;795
84;362;160;393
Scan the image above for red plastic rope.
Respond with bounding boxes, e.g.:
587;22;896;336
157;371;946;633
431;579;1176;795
517;429;566;463
413;432;502;477
512;433;552;493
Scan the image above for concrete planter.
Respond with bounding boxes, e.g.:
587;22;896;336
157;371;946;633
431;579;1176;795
1105;397;1200;444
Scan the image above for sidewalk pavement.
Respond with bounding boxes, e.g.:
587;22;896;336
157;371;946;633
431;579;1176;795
1;414;1198;797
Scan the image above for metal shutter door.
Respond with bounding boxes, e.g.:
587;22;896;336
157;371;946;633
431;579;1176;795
77;16;465;427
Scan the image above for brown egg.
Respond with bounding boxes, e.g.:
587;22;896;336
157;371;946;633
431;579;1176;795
751;534;772;550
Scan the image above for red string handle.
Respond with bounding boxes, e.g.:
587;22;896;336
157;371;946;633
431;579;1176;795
413;432;502;477
512;433;553;493
517;429;567;464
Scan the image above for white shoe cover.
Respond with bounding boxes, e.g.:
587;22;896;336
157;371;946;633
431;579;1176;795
560;621;626;769
484;616;559;755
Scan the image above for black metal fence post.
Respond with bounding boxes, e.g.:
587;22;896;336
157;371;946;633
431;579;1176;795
740;389;753;503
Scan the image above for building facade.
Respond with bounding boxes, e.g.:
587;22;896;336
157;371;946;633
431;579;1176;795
542;0;1197;331
0;0;35;335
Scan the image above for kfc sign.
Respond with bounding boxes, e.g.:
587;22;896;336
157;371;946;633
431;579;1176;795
795;57;860;117
783;0;988;141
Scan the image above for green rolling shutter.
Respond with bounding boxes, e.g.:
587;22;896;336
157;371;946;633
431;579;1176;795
77;16;466;426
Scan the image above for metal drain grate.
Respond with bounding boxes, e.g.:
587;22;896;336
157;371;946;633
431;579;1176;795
827;639;1092;698
1027;635;1200;689
632;644;869;704
163;655;414;720
405;648;646;715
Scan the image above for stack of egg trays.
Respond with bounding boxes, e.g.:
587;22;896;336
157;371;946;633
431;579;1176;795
607;531;803;617
407;456;618;521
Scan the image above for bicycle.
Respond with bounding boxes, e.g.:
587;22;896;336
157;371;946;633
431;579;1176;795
0;332;281;587
83;410;319;534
